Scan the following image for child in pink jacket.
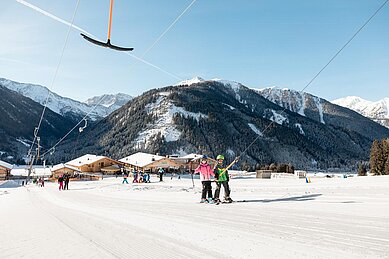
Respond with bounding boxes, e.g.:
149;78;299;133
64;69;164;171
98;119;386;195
194;155;215;203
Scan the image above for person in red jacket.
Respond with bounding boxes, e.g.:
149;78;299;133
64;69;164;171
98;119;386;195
194;155;215;203
58;175;64;191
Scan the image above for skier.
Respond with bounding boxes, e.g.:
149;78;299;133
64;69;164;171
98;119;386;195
64;174;70;190
158;168;165;182
214;155;233;204
122;171;129;184
138;171;144;183
143;172;150;183
39;177;44;187
58;175;64;191
132;168;138;183
194;155;215;203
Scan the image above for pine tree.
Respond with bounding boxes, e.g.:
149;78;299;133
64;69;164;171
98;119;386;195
384;157;389;176
370;140;384;175
358;162;367;176
382;139;389;175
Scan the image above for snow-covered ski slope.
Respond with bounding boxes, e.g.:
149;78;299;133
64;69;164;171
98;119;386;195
1;176;388;259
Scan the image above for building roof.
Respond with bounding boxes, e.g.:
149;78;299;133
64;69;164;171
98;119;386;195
66;154;109;167
119;152;165;168
52;163;81;172
145;157;181;169
0;160;13;169
10;166;52;177
179;153;203;160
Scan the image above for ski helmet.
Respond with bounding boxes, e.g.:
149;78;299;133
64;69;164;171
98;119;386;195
216;155;225;160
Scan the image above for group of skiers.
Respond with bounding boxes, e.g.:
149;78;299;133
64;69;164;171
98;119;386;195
194;154;233;204
58;173;70;190
119;155;233;204
122;169;151;184
33;177;45;187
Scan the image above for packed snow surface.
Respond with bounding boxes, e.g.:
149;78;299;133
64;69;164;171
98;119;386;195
1;176;388;258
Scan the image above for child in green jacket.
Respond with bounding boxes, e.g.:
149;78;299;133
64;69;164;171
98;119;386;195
214;155;232;203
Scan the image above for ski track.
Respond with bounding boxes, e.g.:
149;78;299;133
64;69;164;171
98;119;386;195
1;176;389;258
26;189;221;259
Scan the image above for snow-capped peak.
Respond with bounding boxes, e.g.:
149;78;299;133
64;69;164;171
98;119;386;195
210;78;243;92
332;96;389;127
0;77;131;120
332;96;369;108
254;87;328;124
176;77;205;86
85;93;133;112
175;77;243;92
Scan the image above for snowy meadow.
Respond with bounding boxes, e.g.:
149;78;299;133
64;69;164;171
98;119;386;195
1;175;388;259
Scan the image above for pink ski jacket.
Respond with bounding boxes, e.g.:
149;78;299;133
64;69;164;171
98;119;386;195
194;163;215;181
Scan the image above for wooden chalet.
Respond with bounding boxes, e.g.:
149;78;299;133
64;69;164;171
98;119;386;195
119;152;181;172
0;160;12;180
66;154;122;174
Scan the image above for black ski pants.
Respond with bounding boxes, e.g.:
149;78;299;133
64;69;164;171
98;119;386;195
214;181;230;200
64;181;69;190
201;181;213;199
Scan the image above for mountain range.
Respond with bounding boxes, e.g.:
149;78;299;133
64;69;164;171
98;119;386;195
0;85;74;163
0;77;132;163
1;76;388;169
332;96;389;128
85;93;133;114
49;78;389;170
0;78;132;121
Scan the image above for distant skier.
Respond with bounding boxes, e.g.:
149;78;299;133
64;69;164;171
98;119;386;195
122;171;129;184
132;169;138;183
214;155;232;204
64;174;70;190
143;172;150;183
58;175;64;191
194;155;215;203
138;171;144;183
158;168;165;182
39;177;44;187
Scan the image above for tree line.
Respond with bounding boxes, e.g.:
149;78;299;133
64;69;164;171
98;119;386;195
369;139;389;175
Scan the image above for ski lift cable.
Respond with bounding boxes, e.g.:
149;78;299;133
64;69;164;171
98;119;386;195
126;0;197;73
40;2;200;156
27;0;81;160
15;0;183;81
142;0;197;57
237;0;389;160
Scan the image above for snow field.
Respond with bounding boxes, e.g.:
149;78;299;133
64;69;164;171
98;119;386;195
1;175;389;258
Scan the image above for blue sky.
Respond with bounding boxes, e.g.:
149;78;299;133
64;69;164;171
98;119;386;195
0;0;388;102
